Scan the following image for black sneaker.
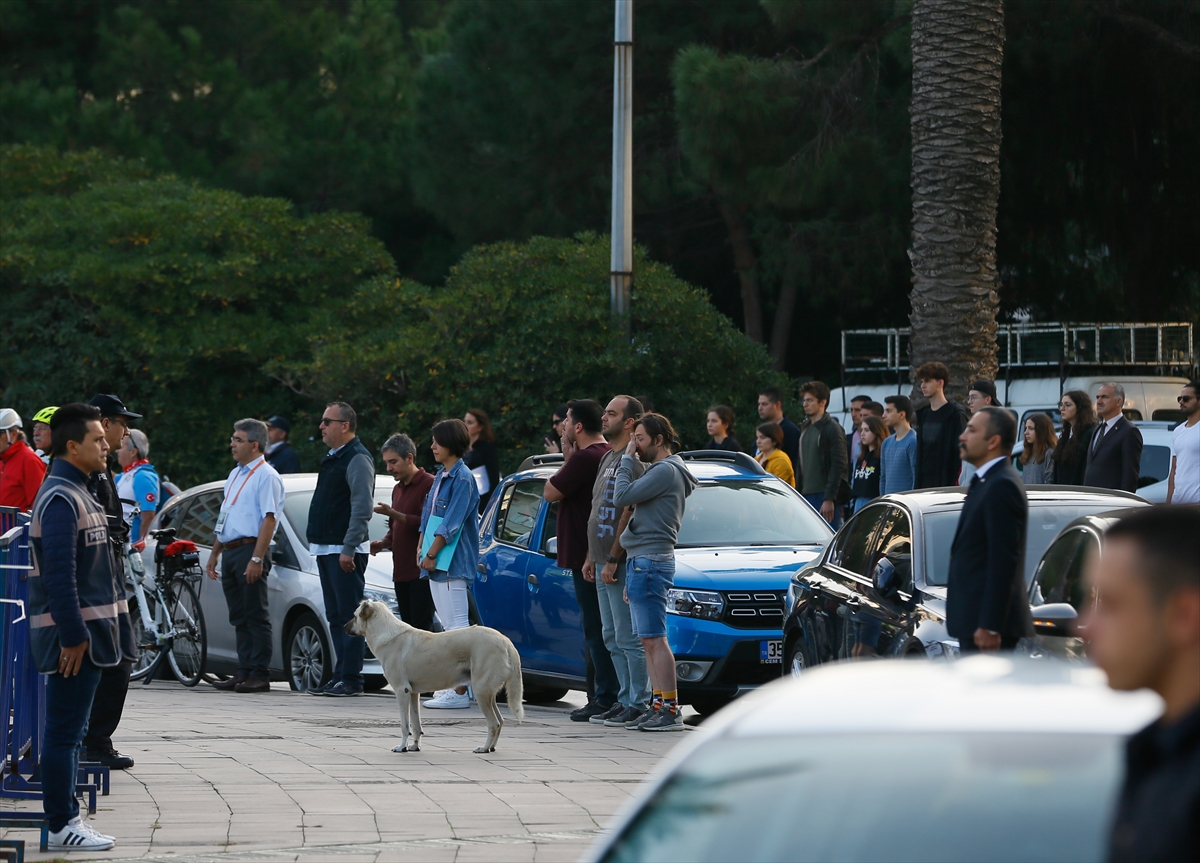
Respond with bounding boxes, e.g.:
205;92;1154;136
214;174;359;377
605;705;645;727
85;749;135;770
623;706;657;730
640;708;684;732
324;682;363;697
570;702;611;722
589;703;626;725
307;680;336;696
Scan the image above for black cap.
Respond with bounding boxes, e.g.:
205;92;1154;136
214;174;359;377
266;415;291;433
969;379;998;403
88;394;142;420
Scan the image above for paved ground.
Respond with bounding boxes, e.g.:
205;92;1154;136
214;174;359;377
2;682;694;862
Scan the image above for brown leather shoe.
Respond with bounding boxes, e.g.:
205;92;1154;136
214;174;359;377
234;676;271;693
211;675;246;691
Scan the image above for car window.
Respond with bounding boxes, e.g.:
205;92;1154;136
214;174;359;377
1034;527;1099;611
676;482;832;547
282;486;394;550
541;501;559;554
496;480;544;549
176;491;222;547
602;733;1120;863
924;502;1128;587
154;496;186;532
1138;445;1171;485
871;506;913;594
827;505;887;576
1152;409;1184;423
1122;408;1142;421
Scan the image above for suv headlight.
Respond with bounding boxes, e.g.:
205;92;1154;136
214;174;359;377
363;588;398;613
667;589;724;621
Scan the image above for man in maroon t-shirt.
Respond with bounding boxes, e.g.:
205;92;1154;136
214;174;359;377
544;398;618;721
370;434;436;631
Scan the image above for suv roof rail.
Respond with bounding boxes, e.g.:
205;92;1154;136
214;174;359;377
677;450;768;476
516;453;565;472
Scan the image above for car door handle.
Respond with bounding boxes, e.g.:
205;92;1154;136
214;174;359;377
477;562;488;582
526;573;539;594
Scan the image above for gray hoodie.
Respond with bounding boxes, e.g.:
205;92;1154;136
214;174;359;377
613;453;698;557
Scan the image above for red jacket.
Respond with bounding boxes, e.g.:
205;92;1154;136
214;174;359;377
0;439;46;511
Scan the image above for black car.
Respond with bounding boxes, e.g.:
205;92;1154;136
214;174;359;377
781;486;1146;673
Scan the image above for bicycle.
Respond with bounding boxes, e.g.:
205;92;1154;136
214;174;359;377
125;526;208;687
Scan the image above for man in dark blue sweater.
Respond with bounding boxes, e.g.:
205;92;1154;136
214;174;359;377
29;403;135;852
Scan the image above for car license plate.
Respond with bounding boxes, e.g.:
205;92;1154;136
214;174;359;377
760;640;782;664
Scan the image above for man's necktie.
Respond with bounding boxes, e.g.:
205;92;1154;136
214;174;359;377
1092;421;1107;454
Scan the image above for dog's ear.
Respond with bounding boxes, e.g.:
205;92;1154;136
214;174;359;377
359;600;374;619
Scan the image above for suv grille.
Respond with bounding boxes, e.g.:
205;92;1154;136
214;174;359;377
721;591;785;629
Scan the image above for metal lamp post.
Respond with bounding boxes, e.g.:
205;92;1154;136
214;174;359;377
611;0;633;335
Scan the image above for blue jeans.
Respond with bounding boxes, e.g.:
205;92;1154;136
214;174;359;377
44;658;104;831
596;564;651;710
627;554;675;639
316;553;366;688
803;494;843;530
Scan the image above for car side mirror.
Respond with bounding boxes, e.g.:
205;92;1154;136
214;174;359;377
1031;602;1078;637
543;536;558;558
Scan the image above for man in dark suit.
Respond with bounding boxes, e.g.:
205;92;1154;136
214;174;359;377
265;415;302;474
1083;382;1143;492
946;406;1033;652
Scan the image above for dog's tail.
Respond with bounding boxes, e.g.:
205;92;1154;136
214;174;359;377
505;641;524;723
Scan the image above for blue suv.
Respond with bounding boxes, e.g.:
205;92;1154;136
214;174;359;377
473;451;834;714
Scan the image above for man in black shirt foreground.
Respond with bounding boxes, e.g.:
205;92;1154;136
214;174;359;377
1084;506;1200;863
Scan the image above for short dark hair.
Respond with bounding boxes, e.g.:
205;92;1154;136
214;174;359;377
978;406;1017;452
326;401;357;433
381;433;417;461
1186;380;1200;396
884;394;912;421
851;394;873;407
969;379;998;404
756;422;784;447
637;413;676;452
431;418;470;457
50;402;102;457
863;401;884;417
1105;506;1200;603
799;381;831;406
615;395;644;423
567;399;603;435
466;408;494;442
916;362;950;385
759;386;785;406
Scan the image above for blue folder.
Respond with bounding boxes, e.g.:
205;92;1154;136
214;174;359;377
419;514;461;570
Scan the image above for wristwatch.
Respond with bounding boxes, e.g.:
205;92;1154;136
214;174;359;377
606;555;620;564
426;552;437;560
250;556;263;565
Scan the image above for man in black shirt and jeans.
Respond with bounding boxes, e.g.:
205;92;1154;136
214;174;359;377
1085;506;1199;863
913;362;969;488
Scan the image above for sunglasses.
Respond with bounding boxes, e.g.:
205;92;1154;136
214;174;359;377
1180;395;1196;403
319;417;348;426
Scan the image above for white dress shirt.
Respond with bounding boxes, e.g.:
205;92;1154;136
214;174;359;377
972;455;1008;482
216;455;285;544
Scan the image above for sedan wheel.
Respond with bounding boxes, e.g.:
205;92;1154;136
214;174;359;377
287;613;331;692
788;642;807;679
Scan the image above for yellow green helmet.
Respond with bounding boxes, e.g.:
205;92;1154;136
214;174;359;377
32;406;59;425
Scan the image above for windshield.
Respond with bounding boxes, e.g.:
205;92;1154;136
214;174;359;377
283;488;394;550
924;502;1126;587
676;481;832;547
602;732;1119;863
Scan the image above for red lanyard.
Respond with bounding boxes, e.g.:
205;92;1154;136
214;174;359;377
228;460;264;507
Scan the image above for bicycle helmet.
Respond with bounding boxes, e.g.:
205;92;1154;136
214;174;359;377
32;405;59;425
0;408;20;431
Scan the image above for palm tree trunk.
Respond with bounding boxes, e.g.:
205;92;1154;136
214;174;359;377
908;0;1004;402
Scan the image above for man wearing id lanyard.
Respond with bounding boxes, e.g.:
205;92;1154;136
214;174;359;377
205;419;284;693
307;402;375;697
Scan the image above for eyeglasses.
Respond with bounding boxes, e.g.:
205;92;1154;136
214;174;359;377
319;417;348;426
1180;395;1196;403
230;436;248;444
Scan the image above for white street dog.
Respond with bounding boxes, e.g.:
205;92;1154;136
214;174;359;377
344;600;524;753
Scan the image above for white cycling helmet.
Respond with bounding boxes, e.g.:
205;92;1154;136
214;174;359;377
0;408;22;431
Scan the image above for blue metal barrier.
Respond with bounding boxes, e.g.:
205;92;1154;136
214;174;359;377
1;519;108;853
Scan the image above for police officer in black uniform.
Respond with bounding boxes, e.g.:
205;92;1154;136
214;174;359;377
265;415;302;474
84;394;141;770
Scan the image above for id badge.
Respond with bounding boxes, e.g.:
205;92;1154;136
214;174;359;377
215;508;228;533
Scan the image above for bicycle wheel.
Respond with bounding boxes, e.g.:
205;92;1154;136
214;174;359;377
166;577;207;687
127;591;162;681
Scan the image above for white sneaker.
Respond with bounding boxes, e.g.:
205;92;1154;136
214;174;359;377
47;816;116;851
422;689;470;709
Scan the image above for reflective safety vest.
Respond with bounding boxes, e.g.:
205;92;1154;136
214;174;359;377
28;464;135;673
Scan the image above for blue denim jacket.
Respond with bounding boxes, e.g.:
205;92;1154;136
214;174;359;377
418;458;480;583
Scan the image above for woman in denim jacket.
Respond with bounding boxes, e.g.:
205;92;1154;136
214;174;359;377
417;418;480;708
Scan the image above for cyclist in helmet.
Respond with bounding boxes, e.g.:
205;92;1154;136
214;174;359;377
32;406;58;465
1;408;47;511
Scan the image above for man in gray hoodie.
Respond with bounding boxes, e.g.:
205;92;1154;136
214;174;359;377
612;412;697;732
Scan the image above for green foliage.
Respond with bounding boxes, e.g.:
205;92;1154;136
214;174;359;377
279;234;785;473
0;145;395;485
